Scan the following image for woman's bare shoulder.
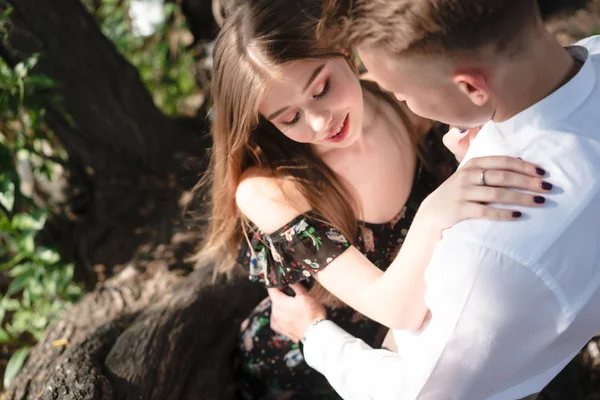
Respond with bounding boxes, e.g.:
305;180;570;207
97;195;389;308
236;167;310;234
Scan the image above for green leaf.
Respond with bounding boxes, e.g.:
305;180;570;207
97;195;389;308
1;298;21;312
44;274;57;297
8;309;33;335
3;346;30;389
66;285;83;300
7;262;35;277
16;233;34;254
0;327;10;343
21;288;32;309
34;248;60;264
13;62;27;80
0;178;15;213
0;210;15;229
12;210;46;231
5;274;29;297
26;75;56;89
31;313;48;330
23;55;39;73
0;253;26;272
1;7;13;20
28;279;44;297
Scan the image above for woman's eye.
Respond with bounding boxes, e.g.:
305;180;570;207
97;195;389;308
314;79;330;99
283;112;300;126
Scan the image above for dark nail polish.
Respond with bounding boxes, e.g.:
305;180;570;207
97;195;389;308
512;211;522;218
536;167;546;176
459;129;467;133
534;196;546;204
541;181;553;191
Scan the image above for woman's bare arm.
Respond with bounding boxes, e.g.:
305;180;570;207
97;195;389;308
237;156;551;330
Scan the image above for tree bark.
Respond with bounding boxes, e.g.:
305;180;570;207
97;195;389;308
3;264;265;400
0;0;211;287
0;0;267;397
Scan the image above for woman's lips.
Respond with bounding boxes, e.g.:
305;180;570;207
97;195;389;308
325;114;349;143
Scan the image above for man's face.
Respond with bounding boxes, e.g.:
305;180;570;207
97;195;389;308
357;45;494;128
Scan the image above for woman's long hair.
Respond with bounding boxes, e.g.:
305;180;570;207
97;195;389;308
196;0;427;305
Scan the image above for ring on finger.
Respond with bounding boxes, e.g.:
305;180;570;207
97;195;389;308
479;170;487;186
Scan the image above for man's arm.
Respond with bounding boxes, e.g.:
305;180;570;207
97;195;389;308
302;238;566;400
303;320;411;400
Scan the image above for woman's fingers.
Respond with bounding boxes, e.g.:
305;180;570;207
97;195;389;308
465;186;546;207
443;127;474;162
462;202;523;221
465;156;546;178
465;169;552;194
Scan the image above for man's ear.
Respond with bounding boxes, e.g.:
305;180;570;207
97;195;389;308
452;72;490;107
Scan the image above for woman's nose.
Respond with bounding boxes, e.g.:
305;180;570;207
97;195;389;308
307;107;332;134
394;92;406;102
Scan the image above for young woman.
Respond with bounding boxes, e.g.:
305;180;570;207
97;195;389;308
198;0;552;398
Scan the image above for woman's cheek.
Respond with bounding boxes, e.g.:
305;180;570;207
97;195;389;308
281;127;312;144
334;82;358;110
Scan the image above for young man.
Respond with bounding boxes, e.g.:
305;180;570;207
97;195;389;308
266;0;600;398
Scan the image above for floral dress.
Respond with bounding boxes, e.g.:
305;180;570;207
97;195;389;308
236;128;454;399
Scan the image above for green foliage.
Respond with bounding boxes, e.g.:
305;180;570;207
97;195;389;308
0;8;82;389
90;0;201;116
3;347;29;389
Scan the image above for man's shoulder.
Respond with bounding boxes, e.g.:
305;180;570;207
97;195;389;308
443;148;600;268
575;35;600;73
575;35;600;55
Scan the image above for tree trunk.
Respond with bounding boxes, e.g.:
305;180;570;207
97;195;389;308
0;0;268;398
3;264;265;400
0;0;210;287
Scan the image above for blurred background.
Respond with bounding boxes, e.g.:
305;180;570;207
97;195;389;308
0;0;599;398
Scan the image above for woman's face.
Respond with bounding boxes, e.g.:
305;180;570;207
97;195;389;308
259;56;364;152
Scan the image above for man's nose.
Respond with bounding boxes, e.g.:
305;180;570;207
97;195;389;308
307;107;332;134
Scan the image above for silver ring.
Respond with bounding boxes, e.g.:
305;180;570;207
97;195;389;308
479;170;487;186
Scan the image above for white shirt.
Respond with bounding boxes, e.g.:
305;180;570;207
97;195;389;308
303;36;600;400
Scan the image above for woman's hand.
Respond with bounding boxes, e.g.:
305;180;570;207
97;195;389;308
419;156;552;230
443;126;481;162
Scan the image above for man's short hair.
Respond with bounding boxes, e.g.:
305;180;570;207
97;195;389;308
318;0;540;57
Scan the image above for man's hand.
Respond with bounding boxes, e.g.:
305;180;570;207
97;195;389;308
267;283;327;343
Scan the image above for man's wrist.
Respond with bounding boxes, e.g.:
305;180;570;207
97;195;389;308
301;318;328;343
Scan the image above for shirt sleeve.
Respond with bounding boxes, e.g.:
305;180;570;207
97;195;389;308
303;238;568;400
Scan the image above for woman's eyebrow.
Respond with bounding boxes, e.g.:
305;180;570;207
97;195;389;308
302;64;326;93
267;64;326;120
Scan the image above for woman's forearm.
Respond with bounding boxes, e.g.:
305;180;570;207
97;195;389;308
366;208;442;330
314;207;442;330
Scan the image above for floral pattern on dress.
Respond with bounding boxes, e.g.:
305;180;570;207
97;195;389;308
237;216;350;288
237;123;457;399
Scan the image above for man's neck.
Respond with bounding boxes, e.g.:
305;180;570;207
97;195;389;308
491;30;580;122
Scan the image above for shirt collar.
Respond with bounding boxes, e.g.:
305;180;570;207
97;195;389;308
494;44;596;134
